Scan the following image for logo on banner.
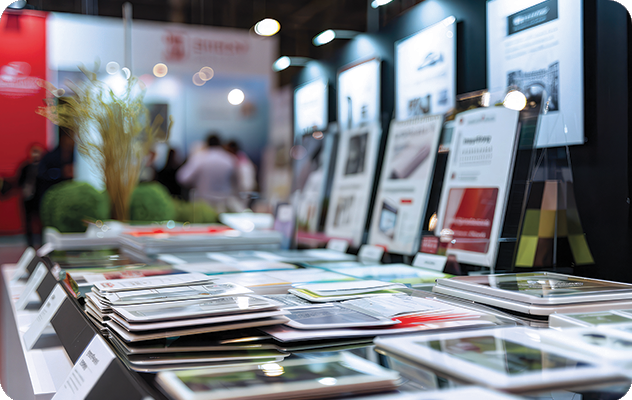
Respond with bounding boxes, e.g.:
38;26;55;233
0;62;40;98
162;30;250;63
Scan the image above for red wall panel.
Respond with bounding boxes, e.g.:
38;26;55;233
0;11;48;234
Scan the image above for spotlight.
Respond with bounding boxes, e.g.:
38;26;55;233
370;0;393;8
503;89;527;111
254;18;281;36
312;30;359;46
228;89;245;105
272;56;313;72
153;63;168;78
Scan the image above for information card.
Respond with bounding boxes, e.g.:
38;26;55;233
435;107;520;267
369;116;443;255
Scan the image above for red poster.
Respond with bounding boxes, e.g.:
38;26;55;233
0;11;48;234
443;188;498;253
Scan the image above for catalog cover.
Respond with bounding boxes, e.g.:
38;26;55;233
325;122;382;246
396;16;456;120
435;107;520;267
487;0;582;147
337;58;381;132
368;115;443;255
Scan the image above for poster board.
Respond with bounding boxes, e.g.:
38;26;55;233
325;123;382;246
294;78;328;136
435;107;520;268
396;16;456;121
337;58;381;132
487;0;583;147
368;116;444;255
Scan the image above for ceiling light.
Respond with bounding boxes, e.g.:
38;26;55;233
254;18;281;36
228;89;245;105
503;89;527;111
312;30;359;46
272;56;313;72
370;0;393;8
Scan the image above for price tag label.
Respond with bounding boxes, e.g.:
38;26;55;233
16;263;48;311
358;245;385;262
11;247;36;282
412;253;448;272
23;284;68;350
37;242;54;258
327;239;349;253
52;335;116;400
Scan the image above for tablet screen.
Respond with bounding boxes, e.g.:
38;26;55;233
420;336;591;375
570;312;632;326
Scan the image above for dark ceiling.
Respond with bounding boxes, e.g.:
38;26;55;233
23;0;424;86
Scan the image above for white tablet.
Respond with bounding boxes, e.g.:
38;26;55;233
540;327;632;364
549;311;632;328
374;327;623;393
435;272;632;305
156;353;400;400
351;386;522;400
283;305;398;329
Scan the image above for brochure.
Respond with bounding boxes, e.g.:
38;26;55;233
282;304;398;330
288;288;405;303
294;280;406;296
92;273;214;293
334;264;450;285
126;349;289;366
435;107;520;267
96;283;253;306
112;295;282;322
325;122;382;246
156;353;400;400
368;116;443;255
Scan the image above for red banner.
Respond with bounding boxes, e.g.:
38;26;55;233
0;10;48;234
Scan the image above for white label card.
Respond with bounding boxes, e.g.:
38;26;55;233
11;247;36;282
358;245;385;262
277;204;294;223
23;284;68;350
52;335;116;400
37;242;54;257
16;263;48;311
327;239;349;253
412;253;448;272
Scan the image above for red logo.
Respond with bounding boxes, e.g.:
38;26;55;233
163;32;188;62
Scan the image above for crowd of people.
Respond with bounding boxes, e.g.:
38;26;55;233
0;131;257;247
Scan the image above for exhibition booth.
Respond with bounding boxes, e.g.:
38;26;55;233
1;0;632;399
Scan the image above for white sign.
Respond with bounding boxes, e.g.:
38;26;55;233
396;16;456;121
294;78;328;135
11;247;35;282
487;0;583;147
358;245;385;262
327;239;350;253
52;335;117;400
16;263;48;311
337;58;381;132
325;123;382;246
23;284;68;350
412;253;448;272
435;108;520;268
368;116;444;255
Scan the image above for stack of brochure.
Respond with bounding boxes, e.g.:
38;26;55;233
261;293;497;342
311;262;452;285
289;280;407;302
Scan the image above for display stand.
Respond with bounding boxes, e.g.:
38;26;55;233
0;264;161;400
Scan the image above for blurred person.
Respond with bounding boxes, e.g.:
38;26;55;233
38;128;75;197
177;134;239;213
156;148;182;197
18;145;45;246
139;150;157;182
225;140;257;193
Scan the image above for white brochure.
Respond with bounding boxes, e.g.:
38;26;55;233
368;116;443;255
337;58;381;132
396;16;456;120
488;0;583;147
23;284;68;350
52;335;116;400
435;107;520;268
92;272;212;293
11;247;35;282
325;122;382;246
16;263;48;311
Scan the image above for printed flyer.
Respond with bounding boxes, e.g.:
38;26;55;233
435;107;520;267
325;123;382;246
487;0;582;147
294;78;328;136
368;115;444;255
396;16;456;121
338;58;381;132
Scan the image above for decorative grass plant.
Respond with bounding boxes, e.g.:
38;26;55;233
36;62;172;220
